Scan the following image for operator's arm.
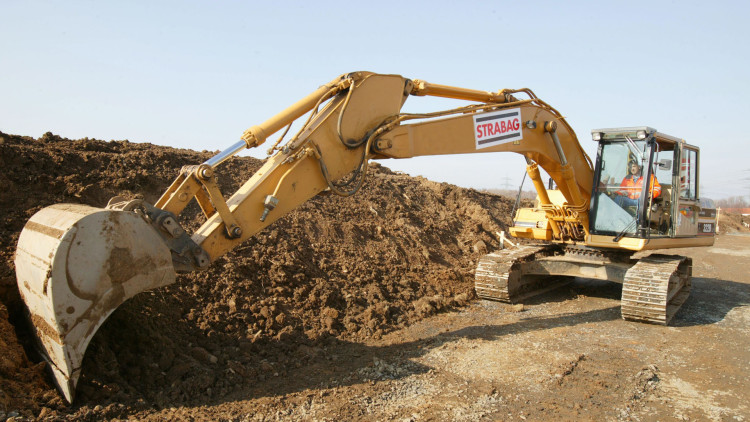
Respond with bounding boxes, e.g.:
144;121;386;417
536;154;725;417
617;177;630;197
650;175;662;199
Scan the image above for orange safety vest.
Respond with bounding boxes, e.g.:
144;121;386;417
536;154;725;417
618;174;661;200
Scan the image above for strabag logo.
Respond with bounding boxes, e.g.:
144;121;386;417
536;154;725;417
473;108;522;149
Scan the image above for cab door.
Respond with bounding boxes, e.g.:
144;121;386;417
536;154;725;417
674;146;700;236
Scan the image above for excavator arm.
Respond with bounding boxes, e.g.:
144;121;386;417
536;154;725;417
167;73;593;267
14;71;594;402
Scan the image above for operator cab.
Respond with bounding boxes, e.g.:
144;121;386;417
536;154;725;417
588;127;714;249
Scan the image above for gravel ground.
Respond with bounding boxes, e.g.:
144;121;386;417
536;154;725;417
1;131;747;421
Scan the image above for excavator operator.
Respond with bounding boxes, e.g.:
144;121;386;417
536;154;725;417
614;161;661;209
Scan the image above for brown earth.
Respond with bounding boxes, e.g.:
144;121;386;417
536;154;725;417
0;131;514;419
0;131;748;421
717;211;749;234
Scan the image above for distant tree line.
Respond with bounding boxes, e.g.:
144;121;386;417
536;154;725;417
481;189;538;200
716;196;750;209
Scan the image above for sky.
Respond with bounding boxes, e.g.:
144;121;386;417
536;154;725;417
2;0;749;200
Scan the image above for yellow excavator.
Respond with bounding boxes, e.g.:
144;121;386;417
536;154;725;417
14;72;715;402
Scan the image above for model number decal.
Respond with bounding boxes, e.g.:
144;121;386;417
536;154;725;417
474;108;522;149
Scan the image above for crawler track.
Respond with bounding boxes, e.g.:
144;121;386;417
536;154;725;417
621;254;692;325
474;245;567;303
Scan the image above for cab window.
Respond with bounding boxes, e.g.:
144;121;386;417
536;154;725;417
651;143;674;190
680;148;698;200
591;140;647;235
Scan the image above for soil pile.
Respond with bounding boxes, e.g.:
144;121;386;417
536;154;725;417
0;131;514;418
718;211;750;234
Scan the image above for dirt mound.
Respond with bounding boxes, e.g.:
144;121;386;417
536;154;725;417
718;211;750;234
0;131;514;418
0;302;55;418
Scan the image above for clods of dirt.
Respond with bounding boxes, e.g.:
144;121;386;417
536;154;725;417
0;131;515;418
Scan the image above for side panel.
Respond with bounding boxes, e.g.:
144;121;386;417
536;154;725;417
697;206;717;238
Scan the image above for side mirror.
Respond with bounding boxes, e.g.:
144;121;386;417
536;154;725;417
656;159;672;170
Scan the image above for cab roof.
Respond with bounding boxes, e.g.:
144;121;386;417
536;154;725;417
591;126;684;145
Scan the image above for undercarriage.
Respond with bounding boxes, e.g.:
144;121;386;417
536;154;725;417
475;244;692;325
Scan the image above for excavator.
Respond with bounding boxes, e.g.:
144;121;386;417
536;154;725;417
14;72;715;402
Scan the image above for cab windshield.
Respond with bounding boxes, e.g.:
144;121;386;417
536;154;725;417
591;138;649;236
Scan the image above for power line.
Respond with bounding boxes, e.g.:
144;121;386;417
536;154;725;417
500;174;513;190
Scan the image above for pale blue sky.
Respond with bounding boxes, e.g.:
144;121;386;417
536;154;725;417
2;1;748;199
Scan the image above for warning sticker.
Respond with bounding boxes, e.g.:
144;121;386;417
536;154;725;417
473;108;522;149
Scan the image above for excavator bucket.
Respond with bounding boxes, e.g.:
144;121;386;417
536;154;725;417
14;203;176;403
